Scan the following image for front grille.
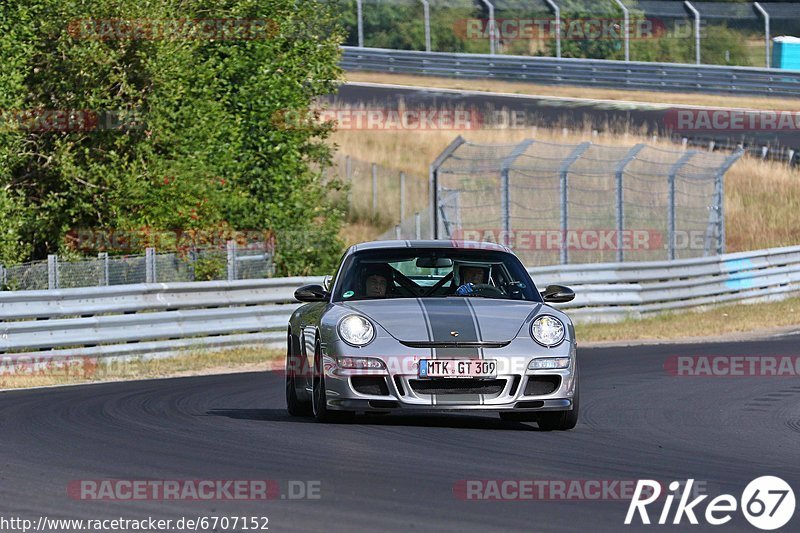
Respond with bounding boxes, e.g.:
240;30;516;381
400;341;509;349
409;378;506;395
351;376;390;396
524;376;561;396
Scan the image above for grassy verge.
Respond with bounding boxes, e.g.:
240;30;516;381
345;72;798;111
576;296;800;344
0;347;283;390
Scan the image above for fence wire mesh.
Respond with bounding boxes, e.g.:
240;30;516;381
425;137;742;266
1;244;275;291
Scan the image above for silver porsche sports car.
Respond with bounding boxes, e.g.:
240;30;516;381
286;240;579;430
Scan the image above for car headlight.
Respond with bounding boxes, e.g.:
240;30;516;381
531;315;565;347
338;315;375;346
528;357;570;370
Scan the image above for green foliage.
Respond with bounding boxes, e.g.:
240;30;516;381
0;0;346;275
192;255;226;281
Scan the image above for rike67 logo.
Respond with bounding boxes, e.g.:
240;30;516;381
625;477;795;530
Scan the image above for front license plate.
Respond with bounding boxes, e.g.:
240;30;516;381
419;359;497;378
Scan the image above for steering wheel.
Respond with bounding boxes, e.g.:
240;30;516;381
459;283;505;297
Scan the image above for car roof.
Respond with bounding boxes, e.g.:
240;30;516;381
348;239;513;254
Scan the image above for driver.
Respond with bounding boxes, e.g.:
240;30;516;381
454;264;489;295
360;263;394;298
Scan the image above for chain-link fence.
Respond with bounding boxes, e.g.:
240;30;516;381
414;136;742;265
333;153;429;226
0;242;274;291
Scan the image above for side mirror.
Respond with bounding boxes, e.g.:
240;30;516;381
540;284;575;303
295;284;329;303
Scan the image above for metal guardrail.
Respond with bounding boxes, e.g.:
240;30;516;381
1;245;799;362
341;47;800;97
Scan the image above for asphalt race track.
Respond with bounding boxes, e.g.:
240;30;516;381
2;335;799;532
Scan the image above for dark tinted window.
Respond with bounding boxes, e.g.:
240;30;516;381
332;248;541;302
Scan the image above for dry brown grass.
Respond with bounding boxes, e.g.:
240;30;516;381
345;72;800;111
331;124;800;252
0;347;282;390
577;296;800;343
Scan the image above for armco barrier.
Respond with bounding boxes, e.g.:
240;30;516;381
1;245;799;361
340;47;800;98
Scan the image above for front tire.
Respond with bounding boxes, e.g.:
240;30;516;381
312;339;354;423
286;330;311;417
538;381;579;431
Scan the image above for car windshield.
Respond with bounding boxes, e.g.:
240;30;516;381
332;248;541;302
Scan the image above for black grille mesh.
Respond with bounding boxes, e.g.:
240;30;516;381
409;378;506;395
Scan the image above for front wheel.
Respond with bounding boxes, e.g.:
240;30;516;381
286;331;311;417
538;383;579;431
312;340;354;423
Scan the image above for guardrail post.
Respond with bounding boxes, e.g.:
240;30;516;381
48;254;59;289
415;212;421;239
145;247;156;283
615;144;646;262
356;0;364;47
400;171;406;222
98;252;109;286
754;2;770;68
420;0;431;52
500;140;534;246
559;143;592;264
371;163;378;217
544;0;561;58
685;1;701;65
478;0;496;55
613;0;630;62
227;240;237;281
668;152;695;260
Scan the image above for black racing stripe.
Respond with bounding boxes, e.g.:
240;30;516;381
419;298;479;343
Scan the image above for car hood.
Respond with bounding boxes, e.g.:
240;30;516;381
339;298;542;344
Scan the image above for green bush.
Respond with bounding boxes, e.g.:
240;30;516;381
0;0;346;276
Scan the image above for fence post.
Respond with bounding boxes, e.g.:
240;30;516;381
430;137;467;239
47;254;59;289
667;152;696;260
415;212;421;239
615;144;646;262
227;240;237;281
558;143;592;264
500;140;534;245
345;155;352;209
399;171;406;222
371;163;378;217
395;225;402;239
145;247;156;283
0;264;6;288
98;252;109;286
